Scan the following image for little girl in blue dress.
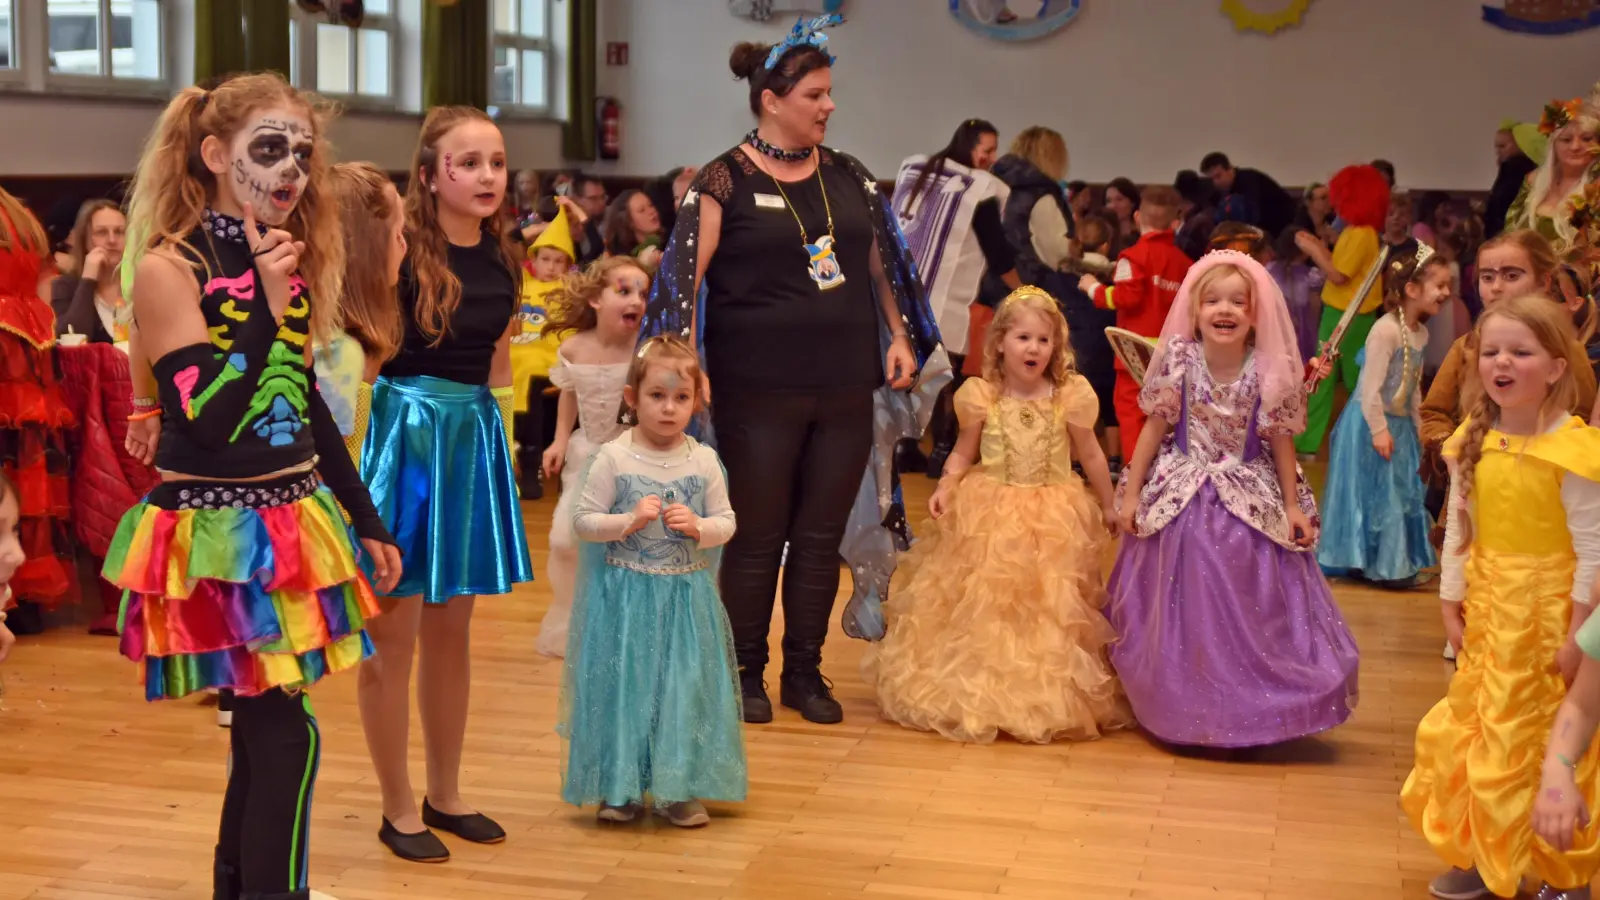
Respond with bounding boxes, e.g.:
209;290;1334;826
1318;245;1450;586
559;336;746;828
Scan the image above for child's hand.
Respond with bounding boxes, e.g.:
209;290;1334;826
629;494;663;533
1293;229;1324;257
1118;500;1137;535
663;504;701;541
1557;639;1583;687
0;610;13;664
1078;274;1100;296
1101;502;1120;535
1286;507;1315;548
1441;601;1466;655
1534;764;1590;853
542;440;568;480
1309;355;1335;381
928;487;951;520
1372;431;1394;461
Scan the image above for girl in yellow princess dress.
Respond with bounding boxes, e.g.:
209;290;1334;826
862;286;1132;744
1403;294;1600;900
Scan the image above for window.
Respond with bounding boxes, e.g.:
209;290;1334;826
289;0;395;104
0;0;14;70
43;0;165;84
491;0;552;114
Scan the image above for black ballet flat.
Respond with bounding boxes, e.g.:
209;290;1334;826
378;817;450;863
422;798;507;844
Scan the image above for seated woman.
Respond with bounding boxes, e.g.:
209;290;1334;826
51;199;130;345
603;189;664;267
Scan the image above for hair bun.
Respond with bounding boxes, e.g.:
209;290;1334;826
729;42;771;80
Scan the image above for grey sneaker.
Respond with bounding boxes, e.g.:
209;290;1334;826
596;803;643;823
657;800;710;828
1536;885;1593;900
1429;868;1489;900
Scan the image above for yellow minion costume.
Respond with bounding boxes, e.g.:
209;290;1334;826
512;204;574;414
1401;416;1600;897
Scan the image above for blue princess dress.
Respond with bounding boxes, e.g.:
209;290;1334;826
558;431;747;809
1318;311;1437;584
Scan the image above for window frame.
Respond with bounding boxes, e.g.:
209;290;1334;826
490;0;554;118
289;1;398;109
13;0;173;98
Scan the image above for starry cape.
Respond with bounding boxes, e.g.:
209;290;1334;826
632;145;952;641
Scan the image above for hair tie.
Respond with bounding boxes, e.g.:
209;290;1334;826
196;90;211;113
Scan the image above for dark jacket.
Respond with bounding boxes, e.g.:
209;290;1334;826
979;154;1073;308
1485;155;1538;240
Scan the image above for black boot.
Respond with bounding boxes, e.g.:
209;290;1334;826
516;447;544;500
893;438;927;475
780;669;843;724
925;443;953;479
240;892;310;900
739;668;772;724
213;854;241;900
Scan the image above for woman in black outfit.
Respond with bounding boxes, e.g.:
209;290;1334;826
635;17;944;725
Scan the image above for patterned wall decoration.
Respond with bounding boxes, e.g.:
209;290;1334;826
1481;1;1600;34
947;0;1083;42
1221;0;1312;34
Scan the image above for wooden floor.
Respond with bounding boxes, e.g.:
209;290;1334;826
0;469;1458;900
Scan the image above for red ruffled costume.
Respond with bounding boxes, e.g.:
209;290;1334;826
0;233;76;608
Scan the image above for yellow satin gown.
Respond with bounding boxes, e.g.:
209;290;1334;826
1401;416;1600;896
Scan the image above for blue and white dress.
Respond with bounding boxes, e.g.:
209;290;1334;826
558;431;747;808
1318;311;1438;584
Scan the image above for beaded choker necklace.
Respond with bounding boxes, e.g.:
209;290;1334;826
203;208;267;245
747;129;814;163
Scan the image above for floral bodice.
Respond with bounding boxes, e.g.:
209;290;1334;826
953;375;1099;488
571;432;737;574
1121;338;1318;549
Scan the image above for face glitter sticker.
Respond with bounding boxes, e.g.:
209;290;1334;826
443;152;458;181
226;108;314;225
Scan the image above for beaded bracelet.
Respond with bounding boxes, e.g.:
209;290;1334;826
127;408;162;422
132;396;159;411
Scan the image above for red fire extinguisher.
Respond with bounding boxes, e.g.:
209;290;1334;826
598;97;621;161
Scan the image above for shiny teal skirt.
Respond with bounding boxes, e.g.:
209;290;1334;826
361;375;534;603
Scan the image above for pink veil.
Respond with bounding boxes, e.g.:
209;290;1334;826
1147;249;1306;431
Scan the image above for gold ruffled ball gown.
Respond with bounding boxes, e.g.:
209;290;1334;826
863;375;1132;744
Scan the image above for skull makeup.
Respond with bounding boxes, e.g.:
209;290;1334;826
226;107;314;226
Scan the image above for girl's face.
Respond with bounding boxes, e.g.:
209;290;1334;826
626;361;696;444
1307;186;1331;222
513;169;539;205
1554;124;1600;175
207;104;315;225
591;264;648;338
1407;265;1452;323
768;67;835;147
628;193;661;235
1385;200;1413;240
89;207;127;261
998;308;1055;386
0;491;23;590
383;183;407;288
1479;315;1566;412
970;132;999;171
432;119;508;221
1196;271;1254;350
1477;244;1540;307
1106;187;1134;221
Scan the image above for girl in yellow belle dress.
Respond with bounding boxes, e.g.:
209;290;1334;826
1402;294;1600;900
862;287;1132;744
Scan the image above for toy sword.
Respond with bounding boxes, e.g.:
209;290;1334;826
1305;246;1390;394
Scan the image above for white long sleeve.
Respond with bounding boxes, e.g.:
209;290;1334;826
1440;460;1466;603
693;450;737;550
1028;196;1073;271
1357;315;1400;437
1563;472;1600;607
571;448;636;542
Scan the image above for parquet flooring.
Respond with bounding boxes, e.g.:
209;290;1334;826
1;468;1458;900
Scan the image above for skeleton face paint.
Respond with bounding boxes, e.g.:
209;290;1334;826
227;107;314;225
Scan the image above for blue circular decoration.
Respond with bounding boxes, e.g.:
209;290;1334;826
1481;3;1600;35
948;0;1082;41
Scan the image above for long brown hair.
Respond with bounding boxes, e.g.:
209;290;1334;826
329;162;404;363
1453;294;1582;552
65;198;123;279
0;186;50;266
543;256;649;340
121;73;344;343
402;105;521;346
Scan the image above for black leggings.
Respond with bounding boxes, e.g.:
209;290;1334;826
713;387;874;674
215;688;320;899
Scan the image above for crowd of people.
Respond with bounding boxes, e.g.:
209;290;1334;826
3;12;1600;900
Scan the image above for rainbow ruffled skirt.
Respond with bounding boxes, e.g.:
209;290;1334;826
104;475;381;701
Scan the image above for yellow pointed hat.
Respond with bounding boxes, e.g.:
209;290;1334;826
530;203;576;262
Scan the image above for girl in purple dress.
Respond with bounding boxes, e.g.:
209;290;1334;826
1109;250;1359;749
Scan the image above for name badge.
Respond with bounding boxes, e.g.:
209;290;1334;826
753;193;786;210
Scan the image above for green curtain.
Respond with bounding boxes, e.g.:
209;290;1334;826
194;0;290;82
423;0;491;110
562;0;599;161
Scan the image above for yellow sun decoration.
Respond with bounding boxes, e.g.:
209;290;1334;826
1221;0;1312;34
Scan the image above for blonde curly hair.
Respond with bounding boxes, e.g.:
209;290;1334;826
980;286;1076;387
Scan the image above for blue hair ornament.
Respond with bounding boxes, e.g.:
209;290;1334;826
764;13;844;70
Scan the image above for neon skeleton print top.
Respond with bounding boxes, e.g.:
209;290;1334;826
150;209;316;478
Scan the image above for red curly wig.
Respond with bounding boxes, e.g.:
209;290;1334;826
1328;164;1390;232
